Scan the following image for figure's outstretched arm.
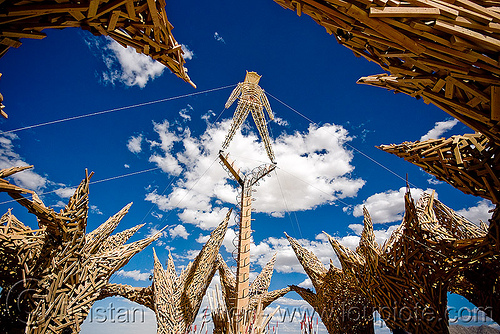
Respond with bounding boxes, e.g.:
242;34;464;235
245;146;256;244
260;90;274;121
225;83;243;109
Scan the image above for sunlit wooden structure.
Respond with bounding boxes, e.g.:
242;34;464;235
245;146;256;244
448;204;500;324
0;166;161;333
274;0;500;144
329;190;489;334
209;283;282;334
0;73;6;118
212;254;290;333
379;133;500;203
285;233;374;334
0;0;195;87
99;210;231;334
222;71;276;163
218;152;276;315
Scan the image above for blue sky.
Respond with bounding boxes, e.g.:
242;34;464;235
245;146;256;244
0;0;496;332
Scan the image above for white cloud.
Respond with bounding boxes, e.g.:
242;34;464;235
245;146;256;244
54;186;76;198
90;205;103;215
168;224;189;239
456;199;494;224
348;187;434;223
147;120;183;175
127;134;143;153
116;269;151;281
201;110;216;122
420;119;459;141
0;132;47;192
427;177;442;185
142;119;365;229
92;37;165;88
178;105;193;122
298;278;313;288
145;224;168;240
274;117;289;127
214;32;225;43
181;44;194;60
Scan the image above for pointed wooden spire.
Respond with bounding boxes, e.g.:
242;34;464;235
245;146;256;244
100;209;231;333
379;133;500;204
0;167;160;333
286;233;374;334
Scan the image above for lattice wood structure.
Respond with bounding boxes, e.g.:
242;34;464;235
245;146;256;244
208;284;281;334
329;190;490;333
214;254;290;333
379;133;500;203
285;233;374;334
218;152;276;317
274;0;500;144
448;204;500;324
0;73;6;118
0;166;161;334
222;71;276;163
99;209;231;334
0;0;195;87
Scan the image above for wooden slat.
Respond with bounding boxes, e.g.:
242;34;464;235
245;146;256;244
491;85;500;121
370;7;441;18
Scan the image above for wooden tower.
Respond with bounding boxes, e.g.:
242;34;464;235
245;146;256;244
218;71;284;332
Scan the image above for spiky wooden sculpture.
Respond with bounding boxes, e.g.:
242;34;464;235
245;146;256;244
379;133;500;203
274;0;500;144
329;190;489;334
416;193;500;324
0;166;161;334
0;0;195;87
98;209;231;334
285;233;374;334
222;71;275;163
213;254;290;333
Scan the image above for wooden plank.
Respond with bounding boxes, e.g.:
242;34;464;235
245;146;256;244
0;30;46;39
455;0;500;22
407;0;459;18
491;85;500;121
434;20;500;51
107;10;120;31
370;7;441;18
0;37;22;48
6;4;88;16
347;4;427;54
69;10;86;21
125;0;137;20
88;0;99;18
93;0;128;20
146;0;161;28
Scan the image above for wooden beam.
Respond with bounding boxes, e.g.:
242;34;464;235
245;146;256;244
434;20;500;51
107;10;120;31
491;86;500;121
369;7;441;18
88;0;99;18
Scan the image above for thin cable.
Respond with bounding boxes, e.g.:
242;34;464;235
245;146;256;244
5;84;236;134
155;156;219;231
138;174;179;226
274;169;299;237
266;91;419;189
277;166;351;208
0;166;162;206
213;107;227;124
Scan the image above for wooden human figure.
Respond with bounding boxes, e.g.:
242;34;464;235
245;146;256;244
222;71;276;163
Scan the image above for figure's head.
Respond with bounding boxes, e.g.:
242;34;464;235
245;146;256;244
244;71;262;84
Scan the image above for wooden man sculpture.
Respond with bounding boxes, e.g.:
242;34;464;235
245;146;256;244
222;71;276;163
